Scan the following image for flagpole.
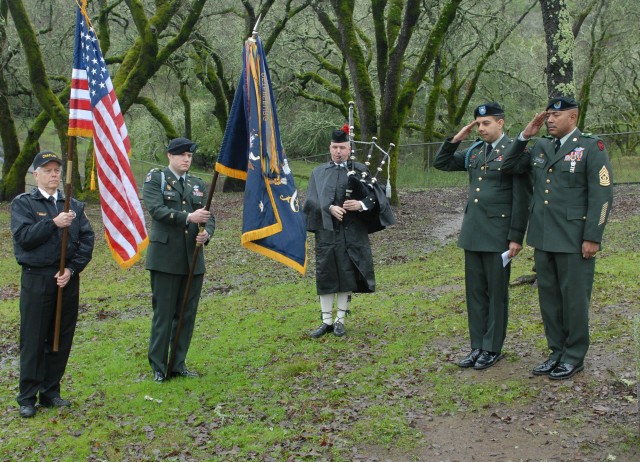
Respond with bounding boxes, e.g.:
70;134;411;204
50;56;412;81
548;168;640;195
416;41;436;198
53;135;76;352
166;171;219;379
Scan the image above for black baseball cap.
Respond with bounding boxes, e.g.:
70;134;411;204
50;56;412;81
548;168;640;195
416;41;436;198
167;137;197;154
32;151;63;170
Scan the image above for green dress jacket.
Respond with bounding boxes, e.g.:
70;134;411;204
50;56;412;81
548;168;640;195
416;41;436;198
501;129;613;252
143;168;216;275
434;135;531;252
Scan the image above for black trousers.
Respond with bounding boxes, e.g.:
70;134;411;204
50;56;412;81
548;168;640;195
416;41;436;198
18;268;79;406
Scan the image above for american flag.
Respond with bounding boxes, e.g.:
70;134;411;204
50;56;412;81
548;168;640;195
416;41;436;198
68;3;148;268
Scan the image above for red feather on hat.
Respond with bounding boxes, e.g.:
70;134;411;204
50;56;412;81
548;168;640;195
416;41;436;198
341;124;349;135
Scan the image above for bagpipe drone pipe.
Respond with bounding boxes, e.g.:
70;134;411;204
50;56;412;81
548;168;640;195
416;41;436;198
345;101;393;201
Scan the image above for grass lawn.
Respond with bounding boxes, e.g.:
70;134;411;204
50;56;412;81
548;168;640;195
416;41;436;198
0;185;638;461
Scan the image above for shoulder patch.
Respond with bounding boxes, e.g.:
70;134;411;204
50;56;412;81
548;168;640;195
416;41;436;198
145;168;161;183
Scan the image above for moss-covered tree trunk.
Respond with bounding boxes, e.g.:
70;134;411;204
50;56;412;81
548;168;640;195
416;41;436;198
314;0;461;204
381;0;462;204
539;0;576;97
0;0;22;199
3;0;75;199
422;0;536;153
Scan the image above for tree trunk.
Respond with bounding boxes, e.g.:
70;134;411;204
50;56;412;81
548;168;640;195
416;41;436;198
539;0;576;97
0;0;22;199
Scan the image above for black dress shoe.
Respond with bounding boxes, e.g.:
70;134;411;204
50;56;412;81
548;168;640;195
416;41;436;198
154;371;165;382
458;348;482;368
549;362;584;380
171;369;199;378
473;351;503;370
39;396;71;408
333;321;346;337
19;405;36;418
532;359;559;375
310;323;333;338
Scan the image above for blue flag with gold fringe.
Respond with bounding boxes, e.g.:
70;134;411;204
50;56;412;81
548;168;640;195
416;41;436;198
215;35;307;274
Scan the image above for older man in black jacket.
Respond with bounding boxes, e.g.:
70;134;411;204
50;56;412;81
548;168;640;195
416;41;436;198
11;151;95;418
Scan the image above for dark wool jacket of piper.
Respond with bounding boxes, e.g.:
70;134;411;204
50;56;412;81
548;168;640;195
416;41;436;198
304;161;394;294
434;135;532;252
11;188;95;273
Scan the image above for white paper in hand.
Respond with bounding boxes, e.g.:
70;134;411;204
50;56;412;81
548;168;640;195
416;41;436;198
501;250;512;268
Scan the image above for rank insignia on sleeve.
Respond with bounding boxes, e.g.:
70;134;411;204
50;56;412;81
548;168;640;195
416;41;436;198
598;140;605;151
599;166;610;186
599;202;608;226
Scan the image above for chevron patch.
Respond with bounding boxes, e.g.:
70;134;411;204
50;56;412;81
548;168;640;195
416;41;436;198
599;166;610;186
599;202;608;226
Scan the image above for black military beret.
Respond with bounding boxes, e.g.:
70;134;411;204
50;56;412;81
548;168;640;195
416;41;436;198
167;137;197;154
546;96;579;111
473;102;505;118
331;125;349;143
32;150;63;170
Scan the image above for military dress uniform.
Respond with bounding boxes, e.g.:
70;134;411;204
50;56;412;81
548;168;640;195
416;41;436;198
143;167;215;377
502;125;613;373
11;176;94;412
434;134;531;361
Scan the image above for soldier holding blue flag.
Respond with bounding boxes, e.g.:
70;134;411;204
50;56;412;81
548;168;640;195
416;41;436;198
304;126;395;338
434;102;531;370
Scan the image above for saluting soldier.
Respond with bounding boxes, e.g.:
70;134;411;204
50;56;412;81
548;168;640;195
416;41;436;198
434;102;531;370
502;96;614;380
142;138;216;382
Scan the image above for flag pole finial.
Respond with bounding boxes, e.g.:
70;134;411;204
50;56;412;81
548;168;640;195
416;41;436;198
251;15;262;40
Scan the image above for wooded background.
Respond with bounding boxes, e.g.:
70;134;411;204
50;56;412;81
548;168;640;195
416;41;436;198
0;0;638;203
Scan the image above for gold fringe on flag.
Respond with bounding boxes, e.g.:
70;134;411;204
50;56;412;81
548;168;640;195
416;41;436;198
90;151;96;190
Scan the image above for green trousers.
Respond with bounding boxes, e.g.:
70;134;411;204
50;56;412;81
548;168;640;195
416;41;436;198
534;250;595;365
464;251;510;353
148;271;204;374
